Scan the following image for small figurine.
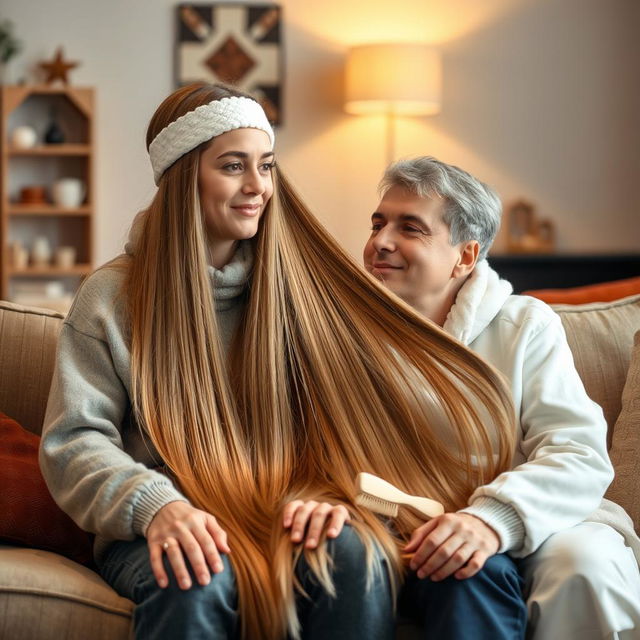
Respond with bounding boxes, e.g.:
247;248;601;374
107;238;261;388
44;107;65;144
38;47;79;86
506;199;555;254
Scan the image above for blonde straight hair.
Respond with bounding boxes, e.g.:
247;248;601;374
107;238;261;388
124;84;516;639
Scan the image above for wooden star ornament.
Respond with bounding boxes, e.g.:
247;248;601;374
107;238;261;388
39;47;80;85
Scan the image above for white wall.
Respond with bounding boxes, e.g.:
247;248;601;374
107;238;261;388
4;0;639;264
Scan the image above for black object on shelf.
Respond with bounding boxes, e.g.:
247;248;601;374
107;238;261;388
44;108;65;144
488;254;640;293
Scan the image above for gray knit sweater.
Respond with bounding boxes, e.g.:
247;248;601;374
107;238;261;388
39;242;253;562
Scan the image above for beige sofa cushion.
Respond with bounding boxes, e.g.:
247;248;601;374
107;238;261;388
606;331;640;533
0;545;132;640
0;301;63;436
552;294;640;448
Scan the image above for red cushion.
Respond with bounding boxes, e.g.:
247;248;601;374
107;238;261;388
523;276;640;305
0;412;94;565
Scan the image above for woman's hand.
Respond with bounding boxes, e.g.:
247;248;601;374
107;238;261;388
283;500;351;549
146;501;230;590
404;512;500;581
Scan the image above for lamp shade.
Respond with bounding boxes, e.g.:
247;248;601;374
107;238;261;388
345;44;442;116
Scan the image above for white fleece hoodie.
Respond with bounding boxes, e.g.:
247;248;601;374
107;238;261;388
450;260;639;561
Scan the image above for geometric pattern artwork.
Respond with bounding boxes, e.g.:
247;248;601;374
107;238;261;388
175;3;283;124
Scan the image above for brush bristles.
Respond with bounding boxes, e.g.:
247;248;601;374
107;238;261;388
355;492;399;517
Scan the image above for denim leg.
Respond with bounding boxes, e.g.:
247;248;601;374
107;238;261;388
399;552;527;640
99;537;238;640
295;526;395;640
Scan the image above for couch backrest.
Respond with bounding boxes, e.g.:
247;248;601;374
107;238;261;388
1;294;639;444
552;293;640;449
0;301;64;436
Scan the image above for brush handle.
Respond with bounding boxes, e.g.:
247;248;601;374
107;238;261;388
403;496;445;520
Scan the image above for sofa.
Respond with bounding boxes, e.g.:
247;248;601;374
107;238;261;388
1;294;639;640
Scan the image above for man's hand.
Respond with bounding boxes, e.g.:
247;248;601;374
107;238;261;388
283;500;351;549
404;512;500;581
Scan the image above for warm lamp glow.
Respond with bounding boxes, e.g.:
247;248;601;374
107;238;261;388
345;44;442;116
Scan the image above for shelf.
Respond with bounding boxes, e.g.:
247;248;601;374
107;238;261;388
1;85;95;301
8;204;91;216
5;84;93;96
9;144;91;156
8;264;93;277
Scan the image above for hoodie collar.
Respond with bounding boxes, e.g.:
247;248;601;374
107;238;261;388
442;259;512;345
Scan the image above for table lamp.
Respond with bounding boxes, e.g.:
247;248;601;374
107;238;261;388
345;44;442;164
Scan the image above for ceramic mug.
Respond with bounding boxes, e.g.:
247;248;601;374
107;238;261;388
51;178;85;208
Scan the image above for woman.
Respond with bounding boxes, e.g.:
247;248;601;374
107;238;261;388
40;84;519;640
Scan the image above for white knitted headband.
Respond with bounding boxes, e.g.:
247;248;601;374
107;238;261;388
149;96;275;185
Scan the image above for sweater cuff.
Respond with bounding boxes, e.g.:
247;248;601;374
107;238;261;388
132;482;189;537
459;497;526;553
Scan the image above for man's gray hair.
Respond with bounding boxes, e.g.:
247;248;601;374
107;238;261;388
379;157;502;261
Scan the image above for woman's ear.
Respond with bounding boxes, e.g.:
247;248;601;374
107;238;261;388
452;241;480;278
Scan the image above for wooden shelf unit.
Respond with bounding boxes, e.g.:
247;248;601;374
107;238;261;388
0;85;95;311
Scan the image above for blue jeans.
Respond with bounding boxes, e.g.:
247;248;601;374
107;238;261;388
398;553;527;639
99;526;394;640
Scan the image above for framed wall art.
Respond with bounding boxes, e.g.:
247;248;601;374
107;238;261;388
175;3;283;124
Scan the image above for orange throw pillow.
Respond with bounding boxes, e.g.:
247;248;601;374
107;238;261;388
523;276;640;305
0;412;94;565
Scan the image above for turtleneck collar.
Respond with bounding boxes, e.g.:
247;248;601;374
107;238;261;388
124;220;253;313
208;240;253;311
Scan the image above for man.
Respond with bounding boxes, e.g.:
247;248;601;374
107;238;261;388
363;156;640;639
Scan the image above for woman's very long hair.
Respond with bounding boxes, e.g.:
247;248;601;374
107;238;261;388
124;83;516;639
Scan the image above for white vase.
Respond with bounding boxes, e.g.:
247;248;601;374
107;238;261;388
51;178;85;208
31;236;52;267
12;126;37;149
